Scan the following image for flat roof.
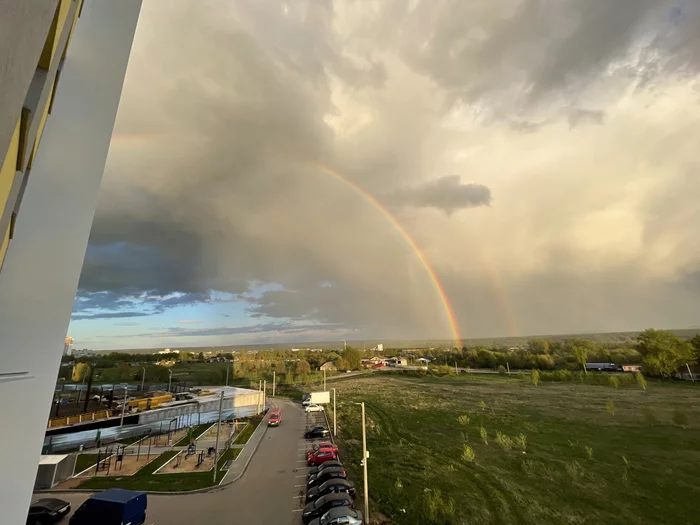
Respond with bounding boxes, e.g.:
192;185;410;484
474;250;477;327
39;455;69;465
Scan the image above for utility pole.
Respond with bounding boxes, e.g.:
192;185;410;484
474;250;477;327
141;367;146;391
323;369;326;391
506;362;511;375
263;380;266;409
343;340;347;351
213;390;224;483
454;361;458;374
119;385;128;426
333;388;337;436
272;371;276;397
82;362;96;414
168;369;172;393
686;363;695;382
225;365;229;387
359;402;369;523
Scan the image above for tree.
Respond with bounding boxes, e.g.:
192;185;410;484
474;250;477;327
343;348;363;370
295;360;311;376
573;345;588;374
636;329;696;377
528;339;551;355
198;352;205;361
72;362;90;382
691;334;700;363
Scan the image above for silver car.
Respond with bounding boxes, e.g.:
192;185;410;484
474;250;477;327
309;507;364;525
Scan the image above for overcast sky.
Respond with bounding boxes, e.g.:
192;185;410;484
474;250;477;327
68;0;700;350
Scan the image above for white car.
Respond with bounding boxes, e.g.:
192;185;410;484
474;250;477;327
305;403;324;413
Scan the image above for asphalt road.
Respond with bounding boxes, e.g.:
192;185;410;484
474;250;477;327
40;398;330;525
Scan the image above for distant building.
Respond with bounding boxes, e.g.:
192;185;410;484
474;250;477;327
320;361;337;371
387;357;408;367
621;364;643;373
72;349;94;358
63;337;73;356
416;357;431;364
376;344;384;352
158;348;178;354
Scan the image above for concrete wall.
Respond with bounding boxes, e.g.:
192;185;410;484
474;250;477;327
0;2;142;524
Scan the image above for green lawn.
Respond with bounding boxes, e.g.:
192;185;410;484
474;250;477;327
233;415;262;445
173;423;213;446
77;446;242;492
334;374;700;525
74;454;99;475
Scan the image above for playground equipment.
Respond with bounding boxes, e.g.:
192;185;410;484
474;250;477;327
173;453;183;468
196;452;204;468
95;446;114;475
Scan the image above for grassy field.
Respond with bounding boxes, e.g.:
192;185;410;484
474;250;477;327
173;423;213;446
77;447;242;492
333;373;700;525
233;415;263;445
74;454;99;474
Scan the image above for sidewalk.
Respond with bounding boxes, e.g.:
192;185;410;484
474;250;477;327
219;415;268;485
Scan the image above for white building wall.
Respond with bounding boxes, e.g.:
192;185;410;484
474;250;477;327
0;2;142;523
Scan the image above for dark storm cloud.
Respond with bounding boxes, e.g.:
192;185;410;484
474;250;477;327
386;176;491;215
72;0;700;344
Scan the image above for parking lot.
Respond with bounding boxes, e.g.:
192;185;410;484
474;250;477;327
35;398;343;525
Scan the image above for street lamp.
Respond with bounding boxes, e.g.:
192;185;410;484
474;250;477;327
119;385;128;426
355;402;369;523
141;367;146;391
168;369;172;393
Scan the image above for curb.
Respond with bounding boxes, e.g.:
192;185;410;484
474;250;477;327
36;413;270;496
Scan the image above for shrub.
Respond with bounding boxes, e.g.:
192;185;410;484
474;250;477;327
584;446;593;459
513;433;527;451
479;400;486;411
606;399;616;416
420;489;456;524
498;365;506;375
461;444;476;462
457;414;470;426
609;375;621;389
479;426;488;445
635;371;647;391
495;431;513;451
531;369;540;386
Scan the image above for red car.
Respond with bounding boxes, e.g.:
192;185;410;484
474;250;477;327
307;449;338;466
306;442;338;458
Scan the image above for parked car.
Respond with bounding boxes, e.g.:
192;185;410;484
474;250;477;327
306;479;356;504
307;449;338;466
306;442;338;458
304;427;330;439
307;467;347;489
308;460;343;477
309;507;364;525
302;493;354;524
69;489;147;525
305;403;324;413
26;498;70;525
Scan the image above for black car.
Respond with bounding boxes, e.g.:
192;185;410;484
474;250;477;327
309;507;364;525
308;460;343;478
26;498;71;525
304;426;330;439
307;467;347;489
302;493;354;524
306;479;356;504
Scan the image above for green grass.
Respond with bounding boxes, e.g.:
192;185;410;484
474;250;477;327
118;433;150;446
77;445;243;492
173;423;213;446
233;415;262;445
334;374;700;525
74;454;99;474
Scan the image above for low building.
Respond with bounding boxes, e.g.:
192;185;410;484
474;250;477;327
320;361;337;371
387;357;408;367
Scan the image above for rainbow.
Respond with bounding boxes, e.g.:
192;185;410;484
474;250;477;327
307;161;463;348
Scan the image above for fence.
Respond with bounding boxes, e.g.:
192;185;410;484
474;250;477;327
47;409;114;429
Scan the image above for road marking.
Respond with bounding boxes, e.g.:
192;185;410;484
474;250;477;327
293;495;305;499
292;509;303;513
295;484;306;487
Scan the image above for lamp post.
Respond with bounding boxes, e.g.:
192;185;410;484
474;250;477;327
213;390;224;483
332;388;336;436
141;367;146;391
168;369;172;393
355;402;369;523
119;385;128;426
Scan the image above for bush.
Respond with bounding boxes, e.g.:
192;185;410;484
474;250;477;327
635;371;647;391
606;399;616;416
457;414;470;426
495;431;513;451
609;375;621;389
513;433;527;451
461;444;476;462
498;365;506;375
479;426;488;445
531;369;540;386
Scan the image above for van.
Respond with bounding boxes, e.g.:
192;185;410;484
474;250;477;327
268;408;282;426
69;488;147;525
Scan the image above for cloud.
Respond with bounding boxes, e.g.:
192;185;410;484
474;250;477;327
385;176;491;215
177;320;202;325
69;0;700;347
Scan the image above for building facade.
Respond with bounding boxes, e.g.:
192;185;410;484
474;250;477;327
0;2;142;524
63;336;73;356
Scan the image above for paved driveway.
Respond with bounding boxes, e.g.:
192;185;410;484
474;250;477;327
42;398;332;525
